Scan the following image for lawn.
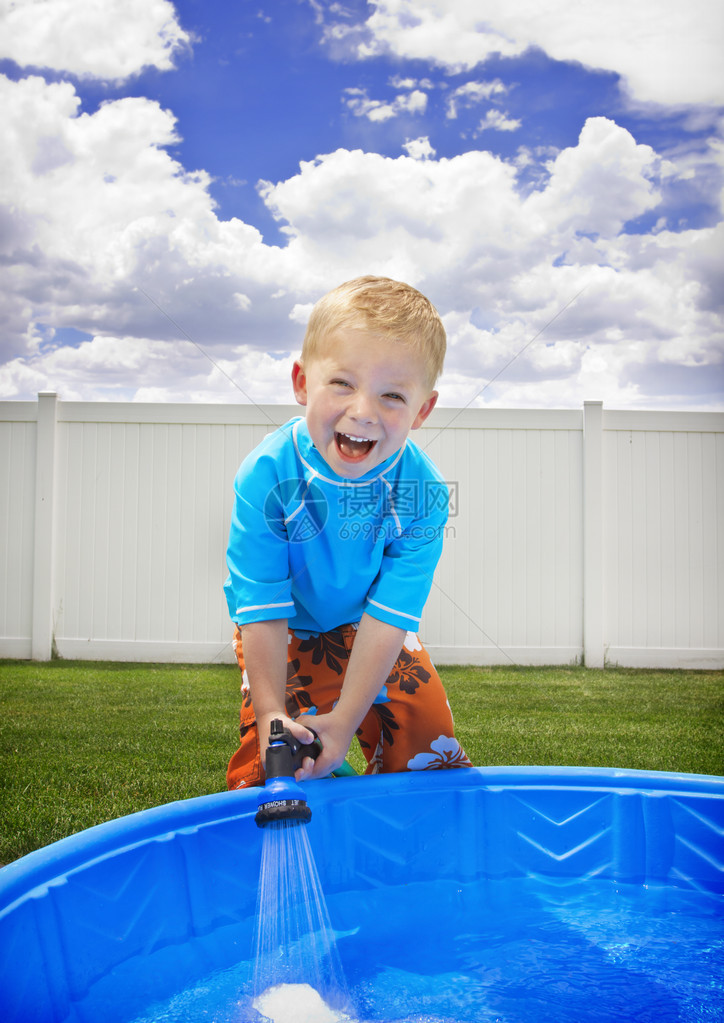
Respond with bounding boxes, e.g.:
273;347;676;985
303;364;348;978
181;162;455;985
1;660;722;864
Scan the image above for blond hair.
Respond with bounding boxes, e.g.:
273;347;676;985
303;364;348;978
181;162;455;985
301;276;446;387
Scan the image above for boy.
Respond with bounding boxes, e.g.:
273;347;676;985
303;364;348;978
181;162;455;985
224;276;471;788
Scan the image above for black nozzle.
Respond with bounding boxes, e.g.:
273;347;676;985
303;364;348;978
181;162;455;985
254;719;322;828
264;718;322;780
254;790;313;827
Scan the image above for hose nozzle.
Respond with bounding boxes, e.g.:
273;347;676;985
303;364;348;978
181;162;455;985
255;719;322;828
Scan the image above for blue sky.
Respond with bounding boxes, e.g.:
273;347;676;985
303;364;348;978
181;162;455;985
0;0;722;408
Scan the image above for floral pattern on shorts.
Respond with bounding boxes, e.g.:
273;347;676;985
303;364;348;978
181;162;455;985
407;735;470;770
295;631;348;675
387;648;432;695
285;657;316;717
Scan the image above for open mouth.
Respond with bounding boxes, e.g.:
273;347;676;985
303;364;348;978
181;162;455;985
335;431;377;462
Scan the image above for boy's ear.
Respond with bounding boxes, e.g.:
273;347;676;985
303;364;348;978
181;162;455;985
411;391;438;430
291;360;307;406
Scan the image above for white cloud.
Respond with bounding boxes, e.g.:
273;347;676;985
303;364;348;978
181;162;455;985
402;136;436;160
277;127;648;293
0;333;297;404
446;79;508;119
525;117;661;237
259;144;525;296
0;56;721;411
0;72;296;369
342;86;428;122
257;117;723;409
0;0;190;80
356;0;523;69
388;75;418;90
345;0;724;108
477;109;522;133
289;302;314;325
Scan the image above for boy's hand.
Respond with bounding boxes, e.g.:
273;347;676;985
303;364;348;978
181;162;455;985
293;711;355;781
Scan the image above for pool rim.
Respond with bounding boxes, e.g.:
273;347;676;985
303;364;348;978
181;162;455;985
1;764;722;914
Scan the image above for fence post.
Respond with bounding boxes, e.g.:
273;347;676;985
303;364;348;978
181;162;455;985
583;400;604;667
31;392;58;660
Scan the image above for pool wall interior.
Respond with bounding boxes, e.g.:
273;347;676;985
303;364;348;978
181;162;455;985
0;766;722;1022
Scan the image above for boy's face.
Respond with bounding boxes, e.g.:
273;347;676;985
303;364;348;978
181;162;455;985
292;329;438;479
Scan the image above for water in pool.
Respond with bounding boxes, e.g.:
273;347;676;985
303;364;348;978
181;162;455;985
121;875;722;1023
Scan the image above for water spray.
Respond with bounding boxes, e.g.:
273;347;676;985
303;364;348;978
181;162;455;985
255;718;323;828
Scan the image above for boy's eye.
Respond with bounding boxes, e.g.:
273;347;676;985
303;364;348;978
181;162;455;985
385;392;406;402
330;379;352;388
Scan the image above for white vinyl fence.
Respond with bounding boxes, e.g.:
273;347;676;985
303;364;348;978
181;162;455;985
1;394;722;668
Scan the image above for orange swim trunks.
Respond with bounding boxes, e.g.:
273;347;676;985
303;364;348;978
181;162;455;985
226;624;472;790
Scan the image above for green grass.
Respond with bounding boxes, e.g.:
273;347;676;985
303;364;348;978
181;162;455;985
0;661;238;864
1;660;722;864
442;665;724;776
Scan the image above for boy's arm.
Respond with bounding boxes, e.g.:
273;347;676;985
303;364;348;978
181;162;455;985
296;612;406;779
241;619;315;771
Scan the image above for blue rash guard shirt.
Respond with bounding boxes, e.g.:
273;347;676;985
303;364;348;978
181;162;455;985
224;417;449;634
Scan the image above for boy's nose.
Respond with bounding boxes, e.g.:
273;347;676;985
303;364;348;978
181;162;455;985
349;392;376;423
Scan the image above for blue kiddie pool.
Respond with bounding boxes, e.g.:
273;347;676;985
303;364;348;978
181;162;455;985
1;767;723;1022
